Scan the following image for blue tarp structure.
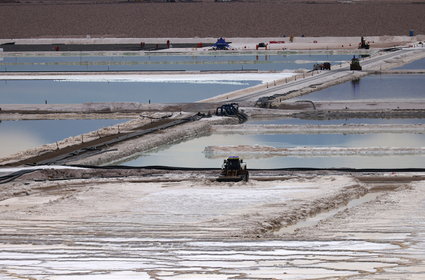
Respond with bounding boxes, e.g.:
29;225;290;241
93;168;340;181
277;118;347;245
212;37;230;50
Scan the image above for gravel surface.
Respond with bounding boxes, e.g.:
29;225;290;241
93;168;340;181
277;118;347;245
0;1;424;38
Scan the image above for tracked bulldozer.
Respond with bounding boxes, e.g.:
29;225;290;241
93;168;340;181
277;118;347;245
217;156;249;182
215;103;248;123
350;56;362;71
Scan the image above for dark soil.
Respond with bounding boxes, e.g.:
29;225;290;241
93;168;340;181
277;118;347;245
0;1;424;38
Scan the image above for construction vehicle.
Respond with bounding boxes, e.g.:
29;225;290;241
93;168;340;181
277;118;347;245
212;37;231;50
215;103;248;123
359;36;370;49
217;156;249;182
350;56;362;71
313;62;331;70
256;42;268;50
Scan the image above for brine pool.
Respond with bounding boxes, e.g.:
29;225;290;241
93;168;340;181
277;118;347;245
395;57;425;70
118;132;425;169
292;74;425;101
0;79;261;104
1;56;424;167
0;53;354;72
0;52;355;104
0;119;127;158
114;73;425;169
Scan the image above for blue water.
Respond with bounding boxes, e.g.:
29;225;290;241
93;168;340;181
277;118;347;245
0;53;360;104
119;133;425;169
292;74;425;101
0;54;353;72
395;58;425;70
0;119;127;158
0;80;259;104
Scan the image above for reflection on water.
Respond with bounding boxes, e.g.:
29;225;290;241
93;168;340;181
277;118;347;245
0;80;259;104
292;75;425;101
0;119;127;158
120;133;425;169
350;77;361;97
0;54;353;72
395;58;425;70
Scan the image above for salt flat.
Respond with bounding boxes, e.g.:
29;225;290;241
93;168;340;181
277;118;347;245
0;170;424;279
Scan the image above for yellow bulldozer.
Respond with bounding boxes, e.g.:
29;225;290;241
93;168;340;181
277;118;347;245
217;156;249;182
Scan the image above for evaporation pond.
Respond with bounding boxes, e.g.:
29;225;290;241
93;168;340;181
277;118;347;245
0;79;259;104
395;57;425;70
292;74;425;101
119;133;425;169
0;53;354;72
0;119;127;158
